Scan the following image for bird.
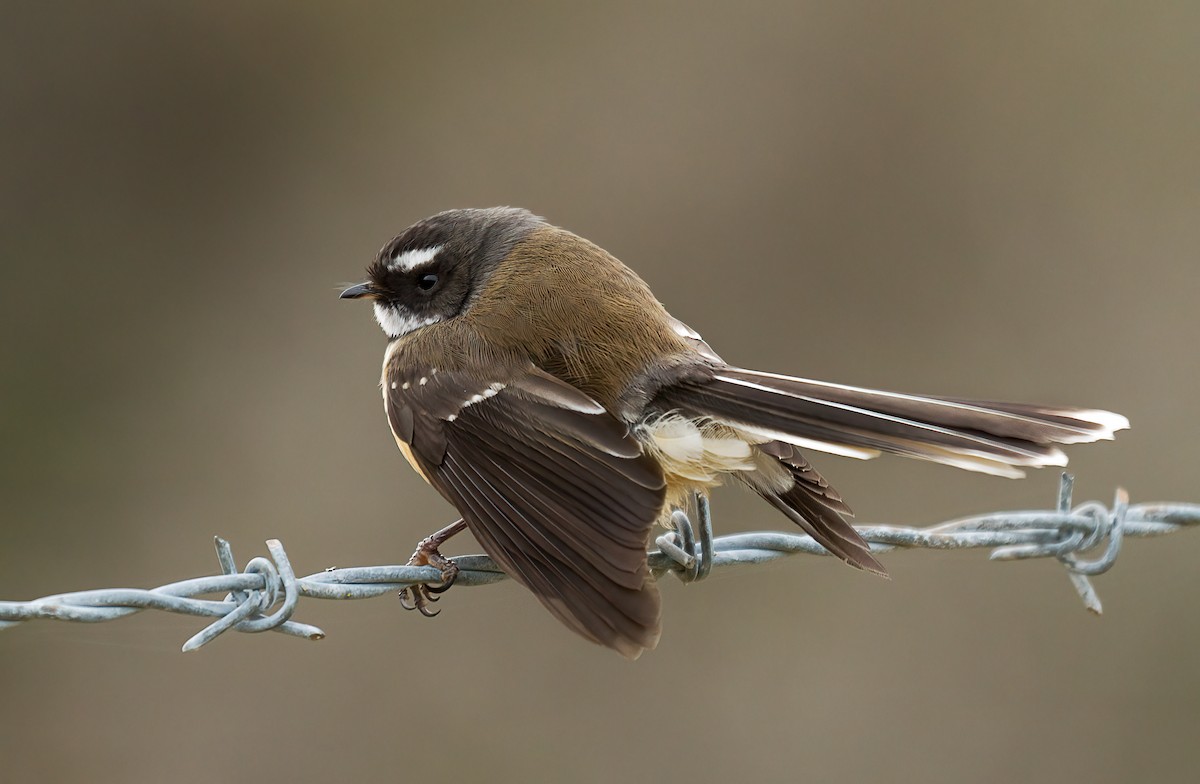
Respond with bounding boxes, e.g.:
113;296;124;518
340;207;1128;659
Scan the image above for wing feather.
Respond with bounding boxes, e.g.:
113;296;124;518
386;363;666;658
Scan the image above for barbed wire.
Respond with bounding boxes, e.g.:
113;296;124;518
1;474;1196;652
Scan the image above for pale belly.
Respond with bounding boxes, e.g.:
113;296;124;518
633;413;790;521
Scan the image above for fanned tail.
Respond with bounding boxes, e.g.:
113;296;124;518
654;366;1125;575
656;367;1128;479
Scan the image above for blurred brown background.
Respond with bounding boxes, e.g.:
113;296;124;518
1;2;1197;782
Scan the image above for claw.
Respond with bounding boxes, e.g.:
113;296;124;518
397;520;467;619
424;562;459;594
398;587;417;611
398;583;444;615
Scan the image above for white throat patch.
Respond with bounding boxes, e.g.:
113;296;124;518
373;302;442;339
389;245;442;272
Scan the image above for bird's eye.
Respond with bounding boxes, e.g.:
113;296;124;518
417;273;439;291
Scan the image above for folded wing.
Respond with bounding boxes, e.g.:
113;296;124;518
387;364;667;659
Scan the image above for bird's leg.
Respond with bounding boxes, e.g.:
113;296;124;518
399;518;467;617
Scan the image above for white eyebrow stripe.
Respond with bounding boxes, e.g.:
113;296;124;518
388;245;443;272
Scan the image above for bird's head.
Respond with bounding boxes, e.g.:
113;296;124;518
341;207;542;339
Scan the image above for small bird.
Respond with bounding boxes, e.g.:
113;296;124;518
341;207;1127;658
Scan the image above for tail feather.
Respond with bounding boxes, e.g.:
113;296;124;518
757;440;853;515
925;397;1130;442
727;369;1128;444
652;365;1126;577
747;440;885;574
755;473;888;576
655;367;1128;478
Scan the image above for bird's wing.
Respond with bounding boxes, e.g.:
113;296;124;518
385;363;667;659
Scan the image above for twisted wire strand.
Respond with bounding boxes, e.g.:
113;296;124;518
1;475;1196;652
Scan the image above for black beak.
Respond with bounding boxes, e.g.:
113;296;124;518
340;282;374;299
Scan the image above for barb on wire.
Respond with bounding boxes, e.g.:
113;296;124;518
1;474;1196;651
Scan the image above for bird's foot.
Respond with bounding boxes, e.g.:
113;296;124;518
398;521;466;617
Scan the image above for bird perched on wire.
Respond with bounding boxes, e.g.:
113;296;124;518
341;207;1127;658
